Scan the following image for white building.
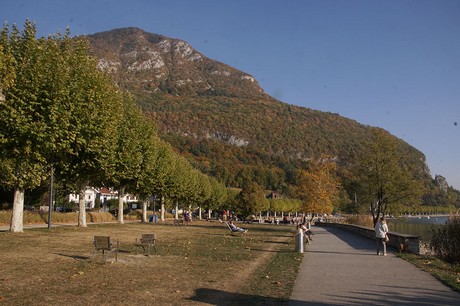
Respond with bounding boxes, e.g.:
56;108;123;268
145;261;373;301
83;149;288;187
68;187;98;209
69;187;139;210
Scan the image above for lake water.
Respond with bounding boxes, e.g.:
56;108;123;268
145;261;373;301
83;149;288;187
387;216;449;241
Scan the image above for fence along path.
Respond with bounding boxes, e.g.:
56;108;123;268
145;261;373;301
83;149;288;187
289;226;460;306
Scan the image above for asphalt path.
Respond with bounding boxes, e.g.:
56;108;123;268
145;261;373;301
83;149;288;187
289;226;460;306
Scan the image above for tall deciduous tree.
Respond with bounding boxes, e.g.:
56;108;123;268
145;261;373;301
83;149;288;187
147;141;176;221
296;156;341;215
133;118;160;222
237;182;269;217
203;177;228;219
355;128;423;225
107;93;144;224
0;22;50;232
56;36;123;227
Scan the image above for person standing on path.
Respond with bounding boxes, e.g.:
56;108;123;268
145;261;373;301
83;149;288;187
375;216;388;255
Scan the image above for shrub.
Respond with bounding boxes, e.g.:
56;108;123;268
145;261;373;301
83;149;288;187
126;210;143;220
430;215;460;264
345;214;373;228
87;212;115;223
0;210;11;224
46;212;79;223
24;211;45;224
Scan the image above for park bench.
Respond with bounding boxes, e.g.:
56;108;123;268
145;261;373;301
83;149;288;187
135;233;157;256
93;236;119;262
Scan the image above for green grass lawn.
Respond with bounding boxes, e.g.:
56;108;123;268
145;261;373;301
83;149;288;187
397;253;460;293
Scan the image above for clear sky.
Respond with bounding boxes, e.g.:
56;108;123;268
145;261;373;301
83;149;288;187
2;0;459;189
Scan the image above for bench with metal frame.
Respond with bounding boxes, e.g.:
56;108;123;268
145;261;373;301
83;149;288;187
93;236;119;262
135;233;157;256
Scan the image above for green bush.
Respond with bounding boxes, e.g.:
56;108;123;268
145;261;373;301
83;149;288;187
430;216;460;264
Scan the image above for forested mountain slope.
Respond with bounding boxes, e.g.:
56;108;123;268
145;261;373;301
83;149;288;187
86;28;455;207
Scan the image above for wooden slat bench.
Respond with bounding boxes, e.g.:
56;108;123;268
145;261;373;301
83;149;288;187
136;234;157;256
93;236;119;262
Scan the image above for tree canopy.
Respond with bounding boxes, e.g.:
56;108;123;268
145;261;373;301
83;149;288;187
354;128;423;225
296;156;341;215
0;21;229;231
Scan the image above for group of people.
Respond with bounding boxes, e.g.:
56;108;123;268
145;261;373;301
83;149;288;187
227;215;390;257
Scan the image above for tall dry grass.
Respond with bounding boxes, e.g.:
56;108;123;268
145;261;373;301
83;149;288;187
345;214;374;228
0;210;115;225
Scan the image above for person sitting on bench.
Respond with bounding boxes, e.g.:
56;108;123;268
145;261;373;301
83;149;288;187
229;220;248;233
299;222;314;243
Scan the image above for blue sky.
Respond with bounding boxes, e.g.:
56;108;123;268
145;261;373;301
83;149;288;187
2;0;459;189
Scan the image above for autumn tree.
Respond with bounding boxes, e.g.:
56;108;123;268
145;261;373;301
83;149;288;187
355;128;423;225
296;156;341;215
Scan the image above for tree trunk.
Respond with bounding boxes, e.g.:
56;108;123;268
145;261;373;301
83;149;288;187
198;207;202;220
160;196;165;221
142;200;148;223
118;186;125;224
10;188;25;233
174;199;179;219
78;187;87;227
208;209;212;220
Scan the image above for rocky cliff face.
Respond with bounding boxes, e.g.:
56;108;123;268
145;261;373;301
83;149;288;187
86;27;264;98
435;175;449;192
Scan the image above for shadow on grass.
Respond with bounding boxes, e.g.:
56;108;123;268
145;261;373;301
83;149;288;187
263;240;289;244
56;253;90;260
187;287;295;306
55;248;133;261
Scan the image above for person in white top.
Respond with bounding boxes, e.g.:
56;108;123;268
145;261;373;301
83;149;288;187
375;216;389;256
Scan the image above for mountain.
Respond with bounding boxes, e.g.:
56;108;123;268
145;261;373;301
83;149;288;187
86;28;456;207
87;27;264;98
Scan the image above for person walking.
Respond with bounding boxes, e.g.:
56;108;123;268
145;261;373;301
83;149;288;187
375;216;389;255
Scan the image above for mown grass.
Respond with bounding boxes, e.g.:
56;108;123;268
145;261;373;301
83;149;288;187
242;244;302;304
0;221;301;305
398;253;460;293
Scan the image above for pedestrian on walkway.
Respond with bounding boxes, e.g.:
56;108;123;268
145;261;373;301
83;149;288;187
375;216;389;255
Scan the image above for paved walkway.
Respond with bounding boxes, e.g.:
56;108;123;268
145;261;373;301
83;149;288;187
290;226;460;306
